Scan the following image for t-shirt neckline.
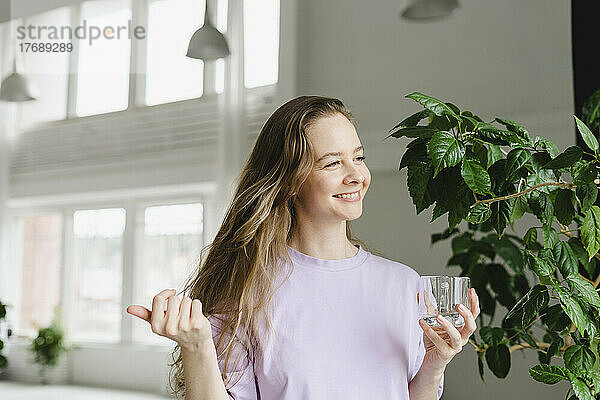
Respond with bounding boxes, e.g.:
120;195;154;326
286;244;369;271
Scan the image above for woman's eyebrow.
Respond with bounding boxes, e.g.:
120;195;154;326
315;146;364;163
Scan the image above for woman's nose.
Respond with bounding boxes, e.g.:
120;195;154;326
343;165;365;185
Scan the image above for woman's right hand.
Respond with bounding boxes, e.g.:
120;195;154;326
126;289;214;352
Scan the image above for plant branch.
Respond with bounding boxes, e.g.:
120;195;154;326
470;182;577;208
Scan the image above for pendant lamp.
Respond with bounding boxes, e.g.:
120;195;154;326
0;59;38;102
186;0;230;60
400;0;459;21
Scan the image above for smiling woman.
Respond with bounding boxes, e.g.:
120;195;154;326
126;96;479;400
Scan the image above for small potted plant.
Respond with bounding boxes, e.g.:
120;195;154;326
29;309;69;384
0;300;9;373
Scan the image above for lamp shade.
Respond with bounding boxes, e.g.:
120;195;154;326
400;0;459;21
186;22;230;60
0;71;38;102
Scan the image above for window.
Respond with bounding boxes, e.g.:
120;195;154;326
214;0;228;94
133;203;203;344
76;0;132;116
19;7;71;127
144;0;205;105
243;0;279;88
71;208;125;342
15;215;63;335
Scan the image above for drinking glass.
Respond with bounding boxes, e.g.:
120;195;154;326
418;276;470;327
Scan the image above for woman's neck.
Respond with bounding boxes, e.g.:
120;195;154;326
288;222;358;260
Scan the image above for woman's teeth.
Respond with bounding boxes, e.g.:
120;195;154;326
333;192;359;199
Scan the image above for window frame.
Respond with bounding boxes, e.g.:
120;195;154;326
7;190;214;349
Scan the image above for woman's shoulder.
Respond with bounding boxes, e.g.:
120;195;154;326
364;251;421;280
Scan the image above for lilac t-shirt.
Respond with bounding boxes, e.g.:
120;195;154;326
210;245;444;399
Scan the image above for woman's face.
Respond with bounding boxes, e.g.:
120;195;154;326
294;113;371;223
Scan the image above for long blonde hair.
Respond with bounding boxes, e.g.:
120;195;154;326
168;96;366;397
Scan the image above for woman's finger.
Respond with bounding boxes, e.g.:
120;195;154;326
178;297;193;330
470;288;480;319
191;299;204;325
435;315;462;350
164;295;182;336
457;304;477;342
419;319;453;354
126;305;151;323
151;289;176;329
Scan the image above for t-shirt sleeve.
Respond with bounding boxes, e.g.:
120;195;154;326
208;315;259;400
410;275;444;399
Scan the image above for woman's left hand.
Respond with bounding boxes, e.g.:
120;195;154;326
418;288;480;372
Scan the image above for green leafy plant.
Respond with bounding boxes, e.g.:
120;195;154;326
0;300;8;369
389;90;600;400
29;310;68;384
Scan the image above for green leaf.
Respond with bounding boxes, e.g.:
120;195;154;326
389;110;431;132
487;263;517;309
535;136;560;157
554;189;577;226
387;126;438;139
479;326;505;346
520;330;538;348
574;115;599;152
467;202;492;224
566;275;600;308
477;355;485;382
510;195;527;224
582;89;600;130
476;123;514;146
400;139;428;171
407;161;434;214
570;377;594;400
571;160;597;186
494;236;525;274
542;225;559;249
503;284;549;329
451;232;475;255
580;206;600;261
528;192;554;226
583;370;600;394
406;92;460;118
539;334;563;364
461;159;492;195
556;286;596;338
529;364;569;384
494;117;532;145
427;131;466;178
526;250;556;277
553;241;578;278
505;148;532;181
491;199;512;238
542;304;571;332
576;183;598;213
524;228;539;250
487;144;504;167
564;345;596;376
468;142;488;169
542;146;584;170
568;237;598;276
485;344;511;378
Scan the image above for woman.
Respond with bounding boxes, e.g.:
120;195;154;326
127;96;480;400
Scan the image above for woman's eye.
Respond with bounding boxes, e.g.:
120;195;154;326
356;156;366;162
325;161;340;167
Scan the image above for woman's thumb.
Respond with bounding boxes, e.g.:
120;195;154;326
127;305;151;323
